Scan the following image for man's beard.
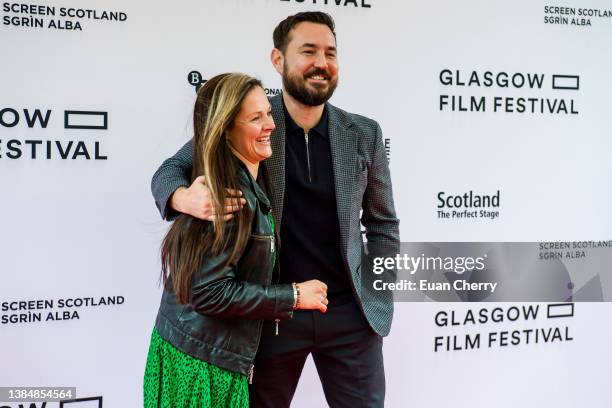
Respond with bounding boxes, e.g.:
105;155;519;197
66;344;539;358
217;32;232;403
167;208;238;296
282;63;338;106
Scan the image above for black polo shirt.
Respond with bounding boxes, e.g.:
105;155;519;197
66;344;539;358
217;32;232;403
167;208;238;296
279;102;353;306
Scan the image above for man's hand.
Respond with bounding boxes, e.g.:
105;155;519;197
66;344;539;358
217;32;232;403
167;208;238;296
169;175;246;221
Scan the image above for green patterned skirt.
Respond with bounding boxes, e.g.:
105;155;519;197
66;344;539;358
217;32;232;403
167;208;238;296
144;328;249;408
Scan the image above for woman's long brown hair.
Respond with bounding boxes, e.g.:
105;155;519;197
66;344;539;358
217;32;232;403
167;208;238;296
160;73;263;303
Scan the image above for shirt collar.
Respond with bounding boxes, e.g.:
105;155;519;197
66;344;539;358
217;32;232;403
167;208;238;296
282;98;328;138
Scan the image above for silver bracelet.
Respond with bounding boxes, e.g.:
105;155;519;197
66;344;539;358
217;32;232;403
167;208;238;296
292;282;300;310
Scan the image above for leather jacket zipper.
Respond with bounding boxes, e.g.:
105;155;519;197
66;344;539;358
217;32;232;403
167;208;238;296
304;131;312;182
251;233;274;253
257;213;282;336
252;225;279;344
249;365;254;384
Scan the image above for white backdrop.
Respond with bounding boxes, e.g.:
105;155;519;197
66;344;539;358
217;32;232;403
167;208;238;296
1;0;611;407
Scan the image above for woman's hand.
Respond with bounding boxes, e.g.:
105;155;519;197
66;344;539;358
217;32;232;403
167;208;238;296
296;280;328;313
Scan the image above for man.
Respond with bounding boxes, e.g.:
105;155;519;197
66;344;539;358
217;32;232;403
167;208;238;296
151;12;399;408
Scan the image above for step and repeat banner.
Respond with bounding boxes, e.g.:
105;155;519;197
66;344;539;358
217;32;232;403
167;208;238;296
2;0;611;407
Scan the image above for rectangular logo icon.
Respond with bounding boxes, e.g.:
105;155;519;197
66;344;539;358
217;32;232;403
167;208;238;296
64;111;108;130
547;303;574;318
60;396;103;408
552;75;580;90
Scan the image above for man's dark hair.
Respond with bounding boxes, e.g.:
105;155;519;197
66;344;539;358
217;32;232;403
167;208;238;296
273;12;336;53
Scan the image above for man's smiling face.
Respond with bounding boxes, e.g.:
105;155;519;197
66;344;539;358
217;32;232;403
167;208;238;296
280;21;339;106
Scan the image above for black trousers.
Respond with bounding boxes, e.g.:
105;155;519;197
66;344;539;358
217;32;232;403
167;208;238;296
250;301;385;408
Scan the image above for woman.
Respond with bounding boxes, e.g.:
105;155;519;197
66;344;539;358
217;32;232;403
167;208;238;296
144;73;328;407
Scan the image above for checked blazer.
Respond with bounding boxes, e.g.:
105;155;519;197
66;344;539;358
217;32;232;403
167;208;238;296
151;93;400;336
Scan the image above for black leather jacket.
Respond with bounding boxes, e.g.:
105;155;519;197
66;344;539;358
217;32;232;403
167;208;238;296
155;164;295;377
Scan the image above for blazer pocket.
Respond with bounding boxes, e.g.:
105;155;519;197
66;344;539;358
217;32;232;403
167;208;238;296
356;160;368;192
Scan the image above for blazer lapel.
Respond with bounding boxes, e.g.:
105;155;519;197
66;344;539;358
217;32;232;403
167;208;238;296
264;94;286;227
327;104;356;252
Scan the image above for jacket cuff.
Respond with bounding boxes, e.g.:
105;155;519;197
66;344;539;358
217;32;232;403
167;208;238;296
274;284;295;319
